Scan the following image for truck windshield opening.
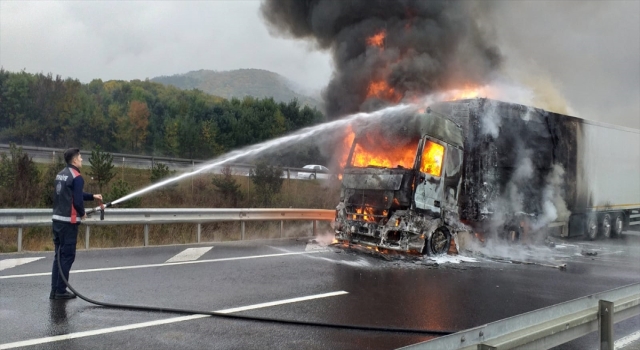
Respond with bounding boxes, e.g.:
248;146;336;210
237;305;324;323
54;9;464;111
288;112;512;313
349;132;420;169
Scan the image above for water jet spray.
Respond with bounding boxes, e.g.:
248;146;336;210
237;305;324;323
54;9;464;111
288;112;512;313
87;102;421;213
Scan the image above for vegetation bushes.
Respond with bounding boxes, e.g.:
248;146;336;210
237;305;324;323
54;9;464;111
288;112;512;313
0;144;42;207
0;145;340;252
249;160;284;207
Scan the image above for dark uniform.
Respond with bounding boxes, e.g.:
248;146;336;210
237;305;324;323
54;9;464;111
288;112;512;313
51;164;94;299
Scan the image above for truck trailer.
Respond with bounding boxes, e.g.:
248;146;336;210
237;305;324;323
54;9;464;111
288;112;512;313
334;98;640;255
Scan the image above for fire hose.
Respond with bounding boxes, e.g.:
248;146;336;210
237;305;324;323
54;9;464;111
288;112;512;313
55;203;455;336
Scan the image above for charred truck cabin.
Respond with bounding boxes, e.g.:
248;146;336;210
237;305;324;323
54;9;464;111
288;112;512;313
334;99;640;255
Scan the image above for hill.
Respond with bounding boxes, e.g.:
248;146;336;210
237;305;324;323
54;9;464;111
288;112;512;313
151;69;323;110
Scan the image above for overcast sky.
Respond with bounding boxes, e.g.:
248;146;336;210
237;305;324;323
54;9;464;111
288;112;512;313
1;0;638;128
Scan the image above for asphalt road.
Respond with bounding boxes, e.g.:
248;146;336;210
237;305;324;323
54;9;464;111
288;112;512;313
1;232;639;350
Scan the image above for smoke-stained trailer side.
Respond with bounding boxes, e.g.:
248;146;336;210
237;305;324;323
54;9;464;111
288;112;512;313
335;99;640;255
435;99;640;240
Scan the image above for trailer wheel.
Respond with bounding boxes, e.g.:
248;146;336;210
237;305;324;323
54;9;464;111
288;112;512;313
612;214;624;238
585;214;598;240
425;227;451;256
600;213;612;239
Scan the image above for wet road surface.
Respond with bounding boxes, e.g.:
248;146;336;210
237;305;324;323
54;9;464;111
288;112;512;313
1;232;639;349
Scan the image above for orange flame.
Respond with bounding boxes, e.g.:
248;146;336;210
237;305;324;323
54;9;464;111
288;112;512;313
338;126;356;168
339;123;419;169
366;80;402;103
420;141;444;176
350;133;419;169
366;30;385;48
351;142;417;168
351;206;387;222
445;85;495;101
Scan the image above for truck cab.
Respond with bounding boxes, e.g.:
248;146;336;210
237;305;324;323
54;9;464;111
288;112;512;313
334;108;464;255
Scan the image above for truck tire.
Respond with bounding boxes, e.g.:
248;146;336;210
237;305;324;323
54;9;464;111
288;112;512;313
425;227;451;256
612;213;624;238
600;213;612;239
309;174;316;180
585;214;598;240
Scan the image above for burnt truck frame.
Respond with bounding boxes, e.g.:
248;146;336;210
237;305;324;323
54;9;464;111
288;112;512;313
334;99;640;255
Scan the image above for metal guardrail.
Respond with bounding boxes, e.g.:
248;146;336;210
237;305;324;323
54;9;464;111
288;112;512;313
0;143;204;166
0;208;335;252
399;282;640;350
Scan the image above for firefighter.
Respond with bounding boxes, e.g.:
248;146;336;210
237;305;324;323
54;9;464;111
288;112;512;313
50;148;102;300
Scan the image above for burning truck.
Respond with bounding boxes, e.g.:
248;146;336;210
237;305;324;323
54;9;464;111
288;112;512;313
334;98;640;255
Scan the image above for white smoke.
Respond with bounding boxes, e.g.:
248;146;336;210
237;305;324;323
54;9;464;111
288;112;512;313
313;230;336;246
533;164;571;230
485;154;533;235
480;98;502;138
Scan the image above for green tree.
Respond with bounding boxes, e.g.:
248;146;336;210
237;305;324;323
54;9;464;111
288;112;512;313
176;114;199;158
87;145;116;193
0;143;41;207
106;180;141;208
249;160;283;207
127;100;150;151
150;162;173;183
211;165;243;207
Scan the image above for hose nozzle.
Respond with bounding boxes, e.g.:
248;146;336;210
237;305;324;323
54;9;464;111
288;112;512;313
87;201;112;220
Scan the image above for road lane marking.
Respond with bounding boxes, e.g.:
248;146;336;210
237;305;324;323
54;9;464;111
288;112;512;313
165;247;213;263
616;330;640;349
215;291;348;313
0;290;348;349
0;251;322;279
0;257;44;272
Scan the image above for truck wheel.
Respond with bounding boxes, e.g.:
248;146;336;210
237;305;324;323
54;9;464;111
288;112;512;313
309;174;316;179
600;214;612;238
585;214;598;240
612;214;624;238
425;227;451;256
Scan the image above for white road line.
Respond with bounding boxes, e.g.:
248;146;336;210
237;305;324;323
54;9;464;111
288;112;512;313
216;291;347;313
0;291;348;349
0;251;321;279
165;247;213;263
616;330;640;349
0;257;44;272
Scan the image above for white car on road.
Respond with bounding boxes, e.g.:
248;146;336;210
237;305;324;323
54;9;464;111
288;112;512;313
297;165;333;180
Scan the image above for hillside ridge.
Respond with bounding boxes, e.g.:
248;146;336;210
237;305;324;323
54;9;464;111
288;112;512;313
151;69;322;110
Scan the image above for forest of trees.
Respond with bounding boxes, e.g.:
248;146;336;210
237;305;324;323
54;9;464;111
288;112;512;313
0;69;325;162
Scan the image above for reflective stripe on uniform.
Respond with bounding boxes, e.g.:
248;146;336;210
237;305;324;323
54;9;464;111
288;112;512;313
52;215;81;223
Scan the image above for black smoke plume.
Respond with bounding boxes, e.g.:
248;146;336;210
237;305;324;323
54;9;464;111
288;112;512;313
261;0;502;119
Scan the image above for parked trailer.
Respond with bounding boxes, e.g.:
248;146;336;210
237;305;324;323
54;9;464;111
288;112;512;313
334;99;640;254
